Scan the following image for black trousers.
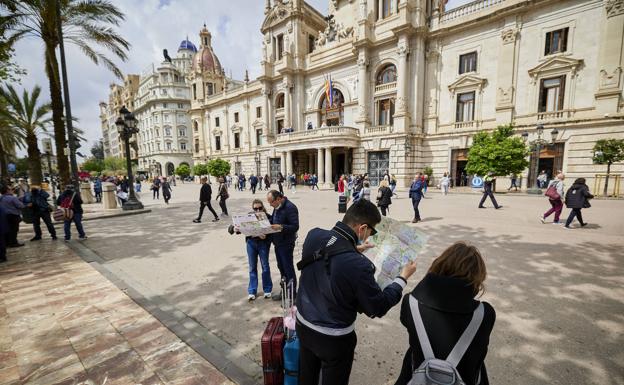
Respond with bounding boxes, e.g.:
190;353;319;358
251;184;257;194
219;198;228;215
153;188;159;199
380;205;388;216
197;201;218;220
565;208;584;226
33;210;56;238
297;322;357;385
411;198;421;220
278;182;284;195
479;191;499;208
0;232;6;261
6;214;21;245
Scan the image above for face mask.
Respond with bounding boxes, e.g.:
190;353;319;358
356;226;366;245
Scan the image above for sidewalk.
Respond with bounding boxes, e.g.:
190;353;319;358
0;242;235;385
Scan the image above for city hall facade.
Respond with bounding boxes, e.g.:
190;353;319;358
188;0;624;189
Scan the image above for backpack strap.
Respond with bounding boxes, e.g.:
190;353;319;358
445;302;484;367
409;295;435;360
296;231;354;272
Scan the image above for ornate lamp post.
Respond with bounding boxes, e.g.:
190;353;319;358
254;152;261;176
522;125;559;194
115;107;144;210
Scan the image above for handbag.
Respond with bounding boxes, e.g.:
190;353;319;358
544;184;560;200
54;192;76;222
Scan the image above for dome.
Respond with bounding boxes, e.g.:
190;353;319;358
178;39;197;52
193;47;222;74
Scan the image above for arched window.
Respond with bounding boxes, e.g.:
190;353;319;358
319;89;345;126
376;64;397;85
276;93;285;109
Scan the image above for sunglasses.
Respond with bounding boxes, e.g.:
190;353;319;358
253;207;264;211
366;224;378;236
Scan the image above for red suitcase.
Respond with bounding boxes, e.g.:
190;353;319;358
261;316;285;385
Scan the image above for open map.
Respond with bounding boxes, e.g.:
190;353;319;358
231;212;279;237
364;217;428;289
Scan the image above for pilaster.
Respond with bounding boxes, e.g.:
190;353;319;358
595;0;624;113
495;23;520;124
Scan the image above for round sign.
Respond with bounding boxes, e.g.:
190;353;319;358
471;176;483;188
7;163;16;173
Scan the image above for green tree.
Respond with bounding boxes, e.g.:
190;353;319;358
207;158;231;178
465;124;529;189
81;157;103;173
193;163;209;176
102;156;125;173
91;139;104;160
0;84;51;185
593;138;624;197
1;0;130;186
175;164;191;178
0;97;24;178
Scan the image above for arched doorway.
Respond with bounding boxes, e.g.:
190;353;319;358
166;162;175;176
319;89;345;126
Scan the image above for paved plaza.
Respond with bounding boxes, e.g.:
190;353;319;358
3;183;624;385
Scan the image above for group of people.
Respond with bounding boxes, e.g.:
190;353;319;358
233;173;272;194
540;173;594;228
150;176;173;204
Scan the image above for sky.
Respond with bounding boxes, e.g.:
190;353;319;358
11;0;471;155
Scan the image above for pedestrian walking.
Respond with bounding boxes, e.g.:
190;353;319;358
57;185;87;241
478;172;502;209
409;173;424;223
266;189;299;301
277;172;285;195
564;177;593;229
151;177;161;199
162;179;172;204
337;175;345;195
94;178;102;202
238;174;245;191
194;177;219;223
360;181;371;201
250;174;259;194
234;199;273;301
537;170;548;188
0;185;25;247
217;177;229;217
290;173;297;193
390;174;397;197
422;174;429;198
0;205;7;263
264;174;271;190
311;174;319;190
376;179;392;216
440;172;450;196
508;173;519;191
26;185;57;241
394;241;495;385
296;199;417;385
226;174;232;188
541;173;565;225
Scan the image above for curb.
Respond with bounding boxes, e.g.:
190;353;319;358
65;241;262;385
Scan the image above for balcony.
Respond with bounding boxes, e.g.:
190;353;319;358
537;109;574;122
374;82;397;95
454;121;476;129
275;126;360;147
363;125;394;136
440;0;505;24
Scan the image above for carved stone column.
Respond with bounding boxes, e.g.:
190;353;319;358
394;35;410;133
286;150;293;176
317;148;325;184
280;151;287;175
356;50;370;124
595;0;624;113
495;26;519;124
284;77;292;129
325;147;333;188
262;86;271;136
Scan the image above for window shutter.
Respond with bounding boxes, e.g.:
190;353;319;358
544;32;551;55
558;75;566;110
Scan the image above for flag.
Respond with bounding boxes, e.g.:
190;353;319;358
324;75;330;108
329;74;334;107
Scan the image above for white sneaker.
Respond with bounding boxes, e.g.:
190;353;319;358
263;293;272;299
248;294;256;301
539;216;545;224
552;222;561;225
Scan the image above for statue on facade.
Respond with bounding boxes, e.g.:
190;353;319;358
163;49;172;63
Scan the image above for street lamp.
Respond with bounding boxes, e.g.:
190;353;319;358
254;152;261;176
522;125;559;194
44;151;57;209
115;106;144;210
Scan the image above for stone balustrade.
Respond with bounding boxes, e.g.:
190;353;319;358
363;125;394;136
374;82;397;94
440;0;505;23
275;126;360;143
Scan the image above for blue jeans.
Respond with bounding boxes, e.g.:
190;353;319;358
64;212;86;240
247;238;273;295
274;242;297;295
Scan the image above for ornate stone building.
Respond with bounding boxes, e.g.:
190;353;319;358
100;75;140;160
189;0;623;189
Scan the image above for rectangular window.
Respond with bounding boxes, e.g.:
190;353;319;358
308;35;315;54
256;106;262;118
162;103;167;108
179;128;186;137
194;139;200;153
215;136;221;151
539;76;566;112
166;142;172;150
382;0;392;18
459;52;477;74
256;129;263;146
180;142;187;150
545;27;569;55
277;119;284;134
234;132;240;148
207;83;214;96
377;99;395;126
164;114;170;123
456;91;475;122
234;112;239;123
177;103;184;109
277;34;284;60
192;84;197;99
215;117;220;127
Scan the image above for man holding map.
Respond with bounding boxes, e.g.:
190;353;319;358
295;199;417;385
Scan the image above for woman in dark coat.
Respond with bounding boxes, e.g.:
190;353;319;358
161;180;172;204
376;179;393;216
395;242;496;385
264;174;271;190
564;177;593;228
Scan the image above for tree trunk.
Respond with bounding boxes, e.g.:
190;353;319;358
44;42;70;187
604;163;611;197
0;140;7;182
26;131;43;185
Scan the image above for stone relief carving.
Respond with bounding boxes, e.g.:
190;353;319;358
606;0;624;17
397;43;409;57
599;67;622;88
357;57;369;67
396;96;407;112
497;86;514;105
358;104;368;119
501;28;519;44
315;15;354;48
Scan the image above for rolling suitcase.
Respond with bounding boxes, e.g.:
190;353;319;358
261;316;285;385
338;195;347;213
283;279;299;385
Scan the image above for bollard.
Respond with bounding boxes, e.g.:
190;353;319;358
101;182;118;210
80;182;95;204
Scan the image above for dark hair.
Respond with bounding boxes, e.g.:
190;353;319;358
0;185;8;194
267;189;283;200
343;199;381;227
574;178;586;185
252;199;266;212
428;241;487;297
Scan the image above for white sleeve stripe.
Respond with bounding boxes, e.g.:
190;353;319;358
393;277;407;289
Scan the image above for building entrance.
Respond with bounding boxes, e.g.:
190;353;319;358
269;158;281;183
367;151;390;186
451;149;469;187
528;142;565;186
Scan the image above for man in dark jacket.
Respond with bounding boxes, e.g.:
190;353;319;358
0;205;8;263
478;172;502;209
28;185;57;241
409;173;424;223
194;177;219;223
57;184;86;241
564;177;593;228
250;174;258;194
266;189;299;301
296;199;417;385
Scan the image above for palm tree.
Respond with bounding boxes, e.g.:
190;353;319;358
0;0;130;186
0;97;24;179
0;84;51;185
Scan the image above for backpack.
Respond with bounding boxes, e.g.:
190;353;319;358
407;296;484;385
54;192;75;221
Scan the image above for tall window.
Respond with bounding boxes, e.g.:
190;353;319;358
192;84;197;99
256;129;263;146
308;35;315;54
234;112;239;123
215;136;221;151
215;117;220;127
545;28;569;55
194;139;200;153
164;114;170;123
166;142;172;150
320;89;345;126
194;121;198;132
277;119;284;134
376;64;397;85
378;99;395;126
459;52;477;74
277;34;284;60
456;92;475;122
539;76;566;112
234;133;240;148
178;128;186;137
276;93;285;109
180;142;187;150
382;0;392;18
206;82;214;96
164;127;171;136
256;106;262;118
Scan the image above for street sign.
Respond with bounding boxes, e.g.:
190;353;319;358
471;176;483;188
7;163;16;173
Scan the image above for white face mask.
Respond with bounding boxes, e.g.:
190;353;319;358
356;225;367;245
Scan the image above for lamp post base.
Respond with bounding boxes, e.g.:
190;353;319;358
526;187;543;195
122;198;144;211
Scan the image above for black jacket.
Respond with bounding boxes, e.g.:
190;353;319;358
565;183;593;209
296;222;406;331
395;274;496;385
269;197;299;246
199;183;212;202
377;186;393;207
57;190;83;214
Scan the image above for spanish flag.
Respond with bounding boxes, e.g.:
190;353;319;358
324;75;330;108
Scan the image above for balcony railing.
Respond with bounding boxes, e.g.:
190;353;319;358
537;109;573;121
454;121;475;129
440;0;505;23
364;125;394;136
275;126;360;144
374;82;397;94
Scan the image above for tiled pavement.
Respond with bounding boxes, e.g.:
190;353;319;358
0;242;235;385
